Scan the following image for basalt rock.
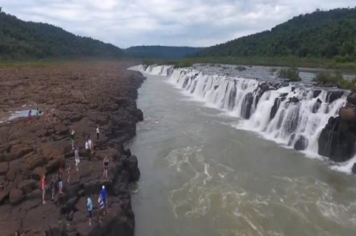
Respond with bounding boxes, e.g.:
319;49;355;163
326;90;345;103
294;135;308;151
9;188;24;205
241;93;254;119
318;115;356;162
312;98;322;113
347;92;356;106
0;62;144;236
270;98;281;121
352;163;356;174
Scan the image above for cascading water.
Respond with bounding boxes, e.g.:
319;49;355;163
138;65;356;174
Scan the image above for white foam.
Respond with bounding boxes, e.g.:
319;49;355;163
139;65;354;174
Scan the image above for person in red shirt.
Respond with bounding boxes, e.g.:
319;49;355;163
41;174;46;204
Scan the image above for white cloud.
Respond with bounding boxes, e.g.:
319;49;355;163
1;0;355;48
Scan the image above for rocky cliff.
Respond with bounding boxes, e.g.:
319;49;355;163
0;62;144;235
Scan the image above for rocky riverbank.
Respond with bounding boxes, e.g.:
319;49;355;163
0;61;145;235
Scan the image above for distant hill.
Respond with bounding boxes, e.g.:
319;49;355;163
0;12;123;60
194;8;356;62
124;46;203;59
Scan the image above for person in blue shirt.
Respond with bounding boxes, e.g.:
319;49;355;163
99;185;109;214
87;196;93;226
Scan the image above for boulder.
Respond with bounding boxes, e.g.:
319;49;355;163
288;97;299;104
27;155;47;170
9;188;24;205
352;163;356;174
318;117;356;162
293;135;309;151
135;109;144;121
126;155;140;182
45;157;64;173
339;107;355;121
312;98;322;113
53;123;68;135
0;162;8;175
18;179;37;194
313;90;322;98
31;167;46;181
241;93;254;119
10;145;33;160
326;91;344;103
6;167;20;181
270;98;281;121
346;92;356;106
0;182;12;204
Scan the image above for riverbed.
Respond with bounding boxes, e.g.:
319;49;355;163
129;66;356;236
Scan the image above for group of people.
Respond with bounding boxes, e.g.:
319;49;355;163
27;107;56;124
41;168;63;205
86;185;110;226
39;124;112;227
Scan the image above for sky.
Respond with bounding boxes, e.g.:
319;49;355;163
1;0;355;48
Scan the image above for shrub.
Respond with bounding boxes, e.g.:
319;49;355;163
270;68;277;74
236;66;246;71
277;67;301;81
313;71;356;90
173;60;193;68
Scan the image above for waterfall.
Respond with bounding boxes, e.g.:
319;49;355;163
139;65;356;174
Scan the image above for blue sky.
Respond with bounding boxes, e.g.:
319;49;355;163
2;0;355;48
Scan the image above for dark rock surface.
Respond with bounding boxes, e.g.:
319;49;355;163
318;92;356;162
294;135;309;151
0;62;144;236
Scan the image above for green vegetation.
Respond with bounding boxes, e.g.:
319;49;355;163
193;8;356;68
0;12;123;60
124;46;202;59
277;68;301;81
313;72;356;90
142;58;193;68
270;68;277;74
146;56;354;70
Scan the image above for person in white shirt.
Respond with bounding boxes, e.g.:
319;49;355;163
74;147;80;172
96;125;100;140
88;138;93;154
85;140;90;157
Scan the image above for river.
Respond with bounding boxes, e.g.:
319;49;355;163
129;65;356;236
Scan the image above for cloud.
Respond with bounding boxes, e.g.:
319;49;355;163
1;0;355;48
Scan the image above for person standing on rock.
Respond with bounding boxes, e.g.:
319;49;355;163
87;196;93;226
66;164;71;183
88;137;94;154
74;147;80;172
85;140;91;160
50;175;55;200
58;168;63;195
52;108;56;122
103;155;109;180
96;125;100;140
27;109;32;124
100;185;109;214
70;130;75;149
41;174;46;204
98;194;105;224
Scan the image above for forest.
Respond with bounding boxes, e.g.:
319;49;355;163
0;12;123;60
124;46;202;59
194;8;356;63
